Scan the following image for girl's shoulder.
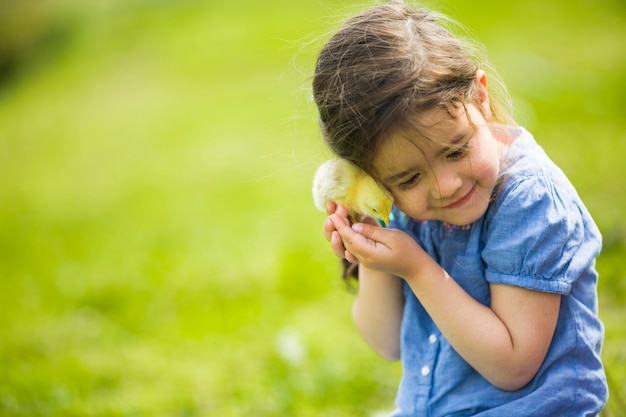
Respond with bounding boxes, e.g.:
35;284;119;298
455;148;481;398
486;125;601;250
482;127;601;292
500;127;560;179
495;126;580;208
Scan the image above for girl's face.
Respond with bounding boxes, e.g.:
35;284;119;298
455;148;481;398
374;103;506;226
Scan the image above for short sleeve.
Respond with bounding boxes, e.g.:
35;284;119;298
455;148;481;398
482;173;600;295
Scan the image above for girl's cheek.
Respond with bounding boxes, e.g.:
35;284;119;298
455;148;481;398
395;192;425;217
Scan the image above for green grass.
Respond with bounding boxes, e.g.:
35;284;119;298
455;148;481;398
0;0;624;415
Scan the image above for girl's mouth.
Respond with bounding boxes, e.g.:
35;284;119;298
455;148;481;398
444;185;476;209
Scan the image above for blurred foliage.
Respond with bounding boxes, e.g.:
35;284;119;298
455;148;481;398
0;0;79;82
0;0;624;415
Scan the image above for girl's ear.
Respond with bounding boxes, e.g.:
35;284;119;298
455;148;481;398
475;70;492;120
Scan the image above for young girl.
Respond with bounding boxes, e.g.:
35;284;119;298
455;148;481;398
312;2;608;415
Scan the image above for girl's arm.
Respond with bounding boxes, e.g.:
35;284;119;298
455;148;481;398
331;215;561;391
352;265;404;361
324;204;405;361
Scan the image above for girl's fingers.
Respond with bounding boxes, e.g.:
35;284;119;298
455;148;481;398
325;216;350;259
344;250;359;264
360;215;381;227
331;214;390;254
323;204;355;260
323;217;335;241
330;230;347;258
351;222;381;241
334;203;350;218
329;213;366;254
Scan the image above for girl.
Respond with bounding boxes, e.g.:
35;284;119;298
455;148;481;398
312;2;608;416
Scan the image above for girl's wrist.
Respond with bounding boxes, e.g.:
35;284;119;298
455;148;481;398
399;246;433;285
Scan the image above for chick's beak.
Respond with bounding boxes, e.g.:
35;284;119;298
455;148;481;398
379;214;389;227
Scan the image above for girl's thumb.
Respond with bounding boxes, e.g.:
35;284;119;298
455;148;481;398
351;222;379;241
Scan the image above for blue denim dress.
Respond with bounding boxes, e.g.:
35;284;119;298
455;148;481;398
387;127;608;416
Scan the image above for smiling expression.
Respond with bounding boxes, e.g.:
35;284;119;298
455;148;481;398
373;104;507;227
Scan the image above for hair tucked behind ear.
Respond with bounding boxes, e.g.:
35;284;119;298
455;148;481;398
312;1;514;175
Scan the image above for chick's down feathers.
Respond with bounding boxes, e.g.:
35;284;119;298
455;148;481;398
312;158;394;225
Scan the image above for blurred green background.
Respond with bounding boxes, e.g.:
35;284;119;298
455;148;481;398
0;0;624;415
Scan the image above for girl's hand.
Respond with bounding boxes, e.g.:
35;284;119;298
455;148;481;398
323;202;379;264
329;212;422;279
323;202;357;263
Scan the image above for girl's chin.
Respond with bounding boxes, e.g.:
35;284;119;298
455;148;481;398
433;204;490;226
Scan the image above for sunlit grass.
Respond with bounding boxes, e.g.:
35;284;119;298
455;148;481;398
0;1;624;415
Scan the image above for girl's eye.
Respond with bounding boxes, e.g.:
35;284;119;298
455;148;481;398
447;142;469;160
399;173;421;190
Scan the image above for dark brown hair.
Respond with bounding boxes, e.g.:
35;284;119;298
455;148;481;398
312;1;513;175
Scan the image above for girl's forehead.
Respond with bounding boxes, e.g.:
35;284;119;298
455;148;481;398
377;107;468;155
373;105;481;180
373;132;431;179
407;105;469;138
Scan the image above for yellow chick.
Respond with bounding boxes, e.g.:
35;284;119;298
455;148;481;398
312;158;394;225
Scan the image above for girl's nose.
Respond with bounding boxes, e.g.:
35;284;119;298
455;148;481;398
429;168;462;200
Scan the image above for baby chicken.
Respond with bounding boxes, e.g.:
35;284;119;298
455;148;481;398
312;158;394;225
